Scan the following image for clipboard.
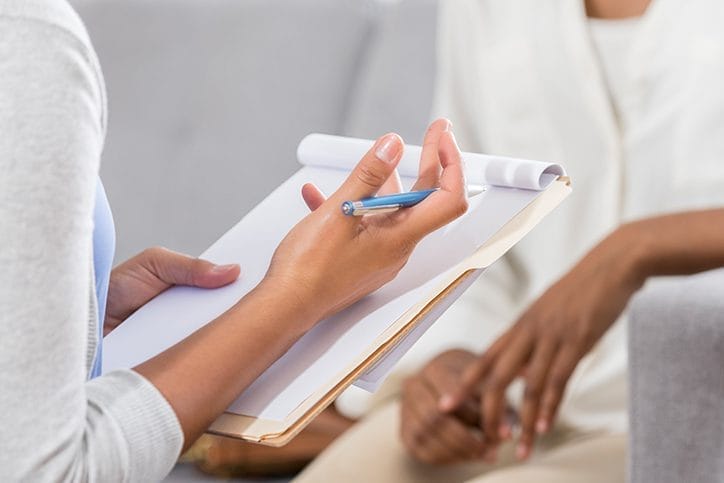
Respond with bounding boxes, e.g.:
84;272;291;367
102;134;571;447
207;176;571;446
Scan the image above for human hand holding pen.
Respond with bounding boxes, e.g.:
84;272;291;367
137;118;470;450
263;118;468;325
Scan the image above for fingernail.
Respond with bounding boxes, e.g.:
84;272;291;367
498;424;511;440
438;395;454;411
443;119;452;131
536;419;549;434
375;133;402;163
212;263;238;273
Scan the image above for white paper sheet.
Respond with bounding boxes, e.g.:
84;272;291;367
297;134;564;190
353;269;485;392
103;135;562;422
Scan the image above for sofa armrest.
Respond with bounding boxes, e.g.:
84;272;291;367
628;269;724;483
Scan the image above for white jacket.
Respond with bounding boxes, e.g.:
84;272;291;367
338;0;724;433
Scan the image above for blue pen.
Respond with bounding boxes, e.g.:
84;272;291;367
341;188;438;216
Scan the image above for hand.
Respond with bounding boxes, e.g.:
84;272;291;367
400;350;486;465
105;247;240;335
439;226;647;460
262;118;468;326
133;120;468;450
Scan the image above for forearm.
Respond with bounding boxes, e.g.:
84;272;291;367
135;280;317;451
622;209;724;282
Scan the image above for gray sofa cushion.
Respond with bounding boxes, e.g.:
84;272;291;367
72;0;380;260
628;269;724;483
343;0;438;145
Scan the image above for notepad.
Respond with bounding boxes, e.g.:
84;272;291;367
102;134;571;445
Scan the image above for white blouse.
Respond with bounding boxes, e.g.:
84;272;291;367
588;17;642;123
339;0;724;433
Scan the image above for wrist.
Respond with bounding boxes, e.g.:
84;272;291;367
610;221;657;289
244;276;322;335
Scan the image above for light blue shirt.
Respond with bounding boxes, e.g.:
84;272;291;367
90;178;116;378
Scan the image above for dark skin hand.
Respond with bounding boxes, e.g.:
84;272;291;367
400;350;485;465
400;349;519;465
440;209;724;461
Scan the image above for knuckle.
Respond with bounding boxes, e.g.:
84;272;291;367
419;166;439;182
454;195;469;218
523;384;542;402
143;246;166;259
356;162;388;189
549;374;568;392
485;375;505;393
540;403;556;419
141;246;169;272
190;257;206;271
188;258;206;282
395;236;418;258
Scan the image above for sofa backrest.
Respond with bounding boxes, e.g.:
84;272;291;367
72;0;437;261
343;0;438;144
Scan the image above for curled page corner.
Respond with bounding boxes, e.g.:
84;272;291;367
297;133;565;190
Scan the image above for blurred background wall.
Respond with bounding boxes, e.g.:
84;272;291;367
70;0;438;262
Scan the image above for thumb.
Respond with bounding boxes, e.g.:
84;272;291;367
144;247;240;289
329;132;403;204
301;183;327;211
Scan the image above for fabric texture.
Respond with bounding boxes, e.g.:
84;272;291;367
628;270;724;483
0;0;183;481
294;401;626;483
587;17;642;121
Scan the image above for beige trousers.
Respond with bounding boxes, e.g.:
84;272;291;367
294;401;626;483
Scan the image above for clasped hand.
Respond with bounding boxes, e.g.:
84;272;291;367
402;227;647;463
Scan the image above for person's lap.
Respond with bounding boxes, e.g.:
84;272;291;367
293;401;626;483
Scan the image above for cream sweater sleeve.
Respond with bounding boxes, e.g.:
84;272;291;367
0;2;183;481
